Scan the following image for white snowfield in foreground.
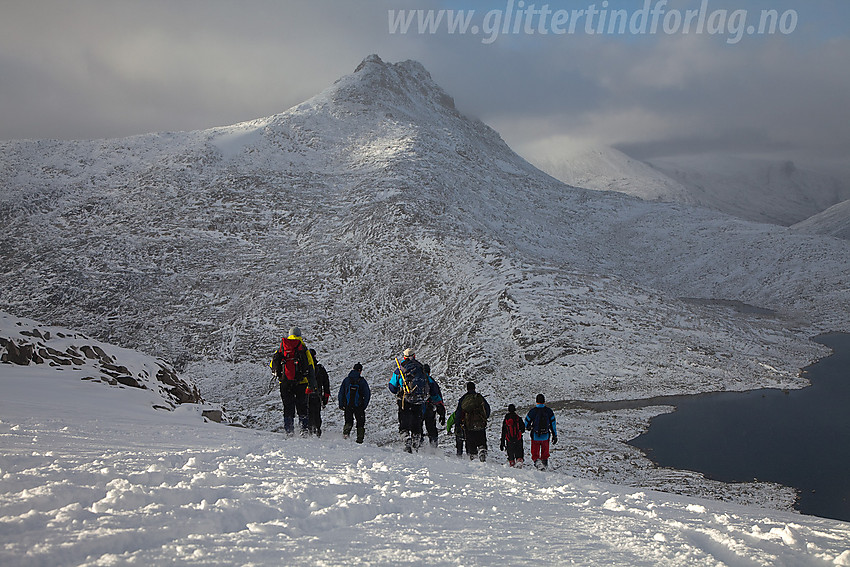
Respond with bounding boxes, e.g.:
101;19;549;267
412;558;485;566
2;367;849;567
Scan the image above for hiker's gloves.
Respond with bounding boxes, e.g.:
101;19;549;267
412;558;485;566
500;442;505;451
552;435;558;445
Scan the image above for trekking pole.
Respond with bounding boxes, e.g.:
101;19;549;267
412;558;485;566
265;374;277;396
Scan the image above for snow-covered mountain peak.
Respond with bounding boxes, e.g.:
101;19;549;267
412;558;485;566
341;53;457;114
522;138;693;202
266;53;459;132
2;56;847;367
523;138;850;227
204;53;509;180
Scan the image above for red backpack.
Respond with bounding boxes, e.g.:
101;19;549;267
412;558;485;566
281;337;309;381
504;413;523;442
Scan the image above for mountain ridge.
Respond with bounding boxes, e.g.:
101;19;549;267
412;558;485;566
1;54;847;410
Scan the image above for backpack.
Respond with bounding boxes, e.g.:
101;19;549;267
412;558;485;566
399;359;429;405
281;337;310;382
346;375;362;409
504;413;523;441
461;393;488;431
314;363;330;395
531;407;552;437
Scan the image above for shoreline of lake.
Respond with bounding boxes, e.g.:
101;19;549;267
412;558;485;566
622;332;850;522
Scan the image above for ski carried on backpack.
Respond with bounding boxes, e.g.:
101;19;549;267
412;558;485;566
395;357;415;405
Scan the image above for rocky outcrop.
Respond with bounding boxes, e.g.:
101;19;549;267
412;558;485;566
0;312;204;409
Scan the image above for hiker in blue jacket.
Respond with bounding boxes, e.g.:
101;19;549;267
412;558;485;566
524;393;557;470
338;363;370;443
388;348;440;453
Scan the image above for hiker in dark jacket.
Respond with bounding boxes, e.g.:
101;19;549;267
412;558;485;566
500;404;526;467
524;394;558;470
455;382;491;462
338;363;371;443
421;364;446;448
306;349;331;437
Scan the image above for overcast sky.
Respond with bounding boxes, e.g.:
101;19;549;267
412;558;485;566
2;0;848;161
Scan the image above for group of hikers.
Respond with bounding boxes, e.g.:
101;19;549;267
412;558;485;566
270;329;559;469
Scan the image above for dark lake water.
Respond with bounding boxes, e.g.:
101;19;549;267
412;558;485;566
629;333;850;522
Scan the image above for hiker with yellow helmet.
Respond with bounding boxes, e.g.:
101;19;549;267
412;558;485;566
270;326;317;436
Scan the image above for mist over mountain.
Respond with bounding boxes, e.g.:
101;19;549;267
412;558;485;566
523;142;694;203
1;54;848;413
525;142;850;228
644;153;850;226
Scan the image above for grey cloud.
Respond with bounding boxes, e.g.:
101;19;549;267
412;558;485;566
0;0;394;139
1;0;848;163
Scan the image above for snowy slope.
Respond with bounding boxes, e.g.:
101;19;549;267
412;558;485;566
792;199;850;240
2;55;850;507
522;139;694;203
2;352;850;566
